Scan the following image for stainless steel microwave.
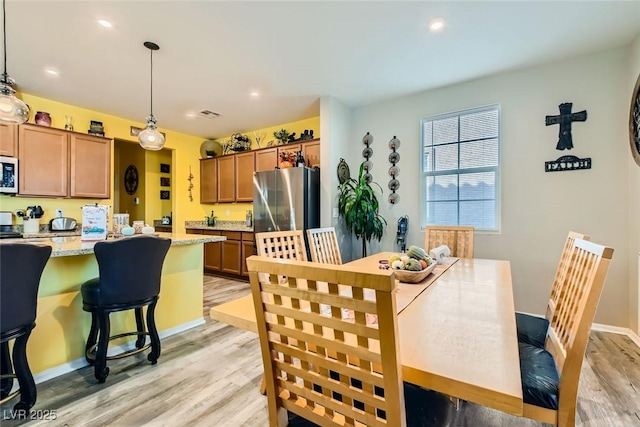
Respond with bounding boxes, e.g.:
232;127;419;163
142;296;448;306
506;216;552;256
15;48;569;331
0;156;18;194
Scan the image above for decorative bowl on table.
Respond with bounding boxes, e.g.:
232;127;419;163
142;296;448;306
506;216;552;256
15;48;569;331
393;261;437;284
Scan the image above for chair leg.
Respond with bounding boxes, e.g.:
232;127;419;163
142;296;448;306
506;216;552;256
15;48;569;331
1;341;14;399
135;307;146;349
94;311;110;383
85;311;99;365
146;300;161;364
12;330;36;411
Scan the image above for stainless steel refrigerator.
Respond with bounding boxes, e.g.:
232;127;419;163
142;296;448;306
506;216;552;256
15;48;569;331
253;167;319;233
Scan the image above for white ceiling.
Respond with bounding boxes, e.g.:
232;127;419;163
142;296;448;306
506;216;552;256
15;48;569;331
5;1;640;140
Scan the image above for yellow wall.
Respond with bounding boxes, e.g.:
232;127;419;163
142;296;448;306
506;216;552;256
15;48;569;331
208;116;321;220
213;116;320;151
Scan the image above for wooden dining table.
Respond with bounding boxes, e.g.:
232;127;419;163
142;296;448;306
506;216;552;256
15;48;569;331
210;252;523;416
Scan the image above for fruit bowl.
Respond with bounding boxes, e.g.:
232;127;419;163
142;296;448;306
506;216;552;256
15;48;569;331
393;261;437;284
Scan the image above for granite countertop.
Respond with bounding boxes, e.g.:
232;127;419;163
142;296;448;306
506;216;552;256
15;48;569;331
0;232;225;258
185;220;253;233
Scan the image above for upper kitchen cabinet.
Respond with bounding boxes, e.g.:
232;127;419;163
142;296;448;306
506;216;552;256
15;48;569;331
0;123;18;157
70;133;111;198
200;158;218;203
199;139;319;204
255;147;277;172
235;151;255;202
303;141;320;168
217;155;235;202
18;124;111;198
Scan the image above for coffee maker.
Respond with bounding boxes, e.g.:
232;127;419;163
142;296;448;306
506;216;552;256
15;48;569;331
396;215;408;252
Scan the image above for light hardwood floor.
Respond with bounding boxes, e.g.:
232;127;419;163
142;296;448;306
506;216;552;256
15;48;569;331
1;275;639;426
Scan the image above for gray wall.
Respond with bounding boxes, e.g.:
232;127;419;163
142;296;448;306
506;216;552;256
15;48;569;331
323;45;636;328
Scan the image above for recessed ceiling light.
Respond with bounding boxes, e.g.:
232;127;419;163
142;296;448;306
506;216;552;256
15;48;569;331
250;91;260;98
44;68;60;76
185;112;197;119
429;19;445;32
98;19;113;28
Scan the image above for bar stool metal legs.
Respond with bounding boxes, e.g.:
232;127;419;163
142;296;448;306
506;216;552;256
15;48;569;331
0;325;37;410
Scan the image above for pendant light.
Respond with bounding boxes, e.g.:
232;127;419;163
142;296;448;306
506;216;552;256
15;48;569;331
138;41;165;150
0;0;29;124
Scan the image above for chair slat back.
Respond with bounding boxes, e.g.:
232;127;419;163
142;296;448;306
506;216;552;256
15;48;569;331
424;226;475;258
256;231;307;261
546;231;590;323
307;227;342;265
246;256;406;427
545;238;613;426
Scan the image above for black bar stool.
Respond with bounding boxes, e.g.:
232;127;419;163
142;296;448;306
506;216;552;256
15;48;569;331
1;244;52;410
81;236;171;383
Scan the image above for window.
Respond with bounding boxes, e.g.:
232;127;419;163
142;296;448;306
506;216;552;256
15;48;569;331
421;105;500;231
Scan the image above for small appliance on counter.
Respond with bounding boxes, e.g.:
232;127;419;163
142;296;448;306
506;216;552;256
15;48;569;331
49;217;78;232
0;211;21;239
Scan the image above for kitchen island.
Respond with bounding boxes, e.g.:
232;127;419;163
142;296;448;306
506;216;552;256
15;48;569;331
0;232;225;379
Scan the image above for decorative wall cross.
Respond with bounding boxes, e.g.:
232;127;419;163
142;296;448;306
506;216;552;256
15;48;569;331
544;102;591;172
545;102;587;150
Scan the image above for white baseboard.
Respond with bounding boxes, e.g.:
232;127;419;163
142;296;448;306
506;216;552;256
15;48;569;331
33;317;205;385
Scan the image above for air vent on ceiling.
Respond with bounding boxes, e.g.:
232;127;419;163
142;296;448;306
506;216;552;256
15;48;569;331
198;110;221;119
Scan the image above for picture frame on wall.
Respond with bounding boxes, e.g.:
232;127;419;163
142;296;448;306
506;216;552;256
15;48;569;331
160;177;170;187
160;163;170;173
160;190;170;200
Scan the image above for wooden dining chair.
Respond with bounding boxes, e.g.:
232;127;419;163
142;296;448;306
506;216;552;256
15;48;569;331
424;226;474;258
516;231;590;348
246;256;454;427
306;227;342;265
518;238;613;427
256;231;308;261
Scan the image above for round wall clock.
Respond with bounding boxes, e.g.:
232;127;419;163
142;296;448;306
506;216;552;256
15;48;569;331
124;165;139;195
630;73;640;167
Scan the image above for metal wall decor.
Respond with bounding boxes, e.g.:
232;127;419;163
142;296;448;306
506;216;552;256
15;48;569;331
630;73;640;167
362;132;373;183
388;136;400;204
544;102;591;172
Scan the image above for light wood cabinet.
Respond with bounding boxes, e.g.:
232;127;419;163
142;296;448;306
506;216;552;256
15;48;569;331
303;141;320;168
69;133;111;198
235;152;255;202
17;124;111;198
255;148;277;172
18;125;69;197
0;123;18;156
241;232;256;277
204;230;222;272
217;156;235;202
221;231;242;275
200;158;218;203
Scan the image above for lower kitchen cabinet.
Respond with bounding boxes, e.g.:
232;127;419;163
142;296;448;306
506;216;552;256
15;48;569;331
241;232;256;277
187;228;253;279
204;230;222;271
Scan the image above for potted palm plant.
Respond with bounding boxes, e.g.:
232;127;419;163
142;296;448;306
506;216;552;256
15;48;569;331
337;163;387;258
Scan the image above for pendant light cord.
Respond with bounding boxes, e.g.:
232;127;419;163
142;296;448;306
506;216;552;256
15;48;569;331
2;0;7;78
149;47;153;116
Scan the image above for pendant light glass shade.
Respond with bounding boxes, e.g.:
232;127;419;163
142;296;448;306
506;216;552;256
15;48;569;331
0;82;29;124
138;115;165;151
0;0;29;124
139;41;165;150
